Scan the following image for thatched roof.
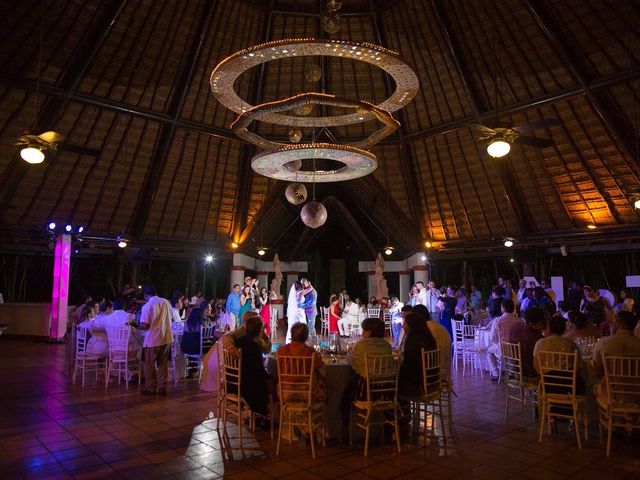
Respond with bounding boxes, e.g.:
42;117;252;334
1;0;639;259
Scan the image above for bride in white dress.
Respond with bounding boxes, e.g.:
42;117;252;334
286;281;304;343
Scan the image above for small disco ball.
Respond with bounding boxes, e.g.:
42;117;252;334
285;183;308;205
305;65;322;83
284;160;302;172
322;13;341;34
326;0;342;12
295;104;313;116
300;201;328;228
288;128;302;143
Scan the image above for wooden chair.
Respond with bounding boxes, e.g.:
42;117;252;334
105;326;139;390
220;347;260;449
401;348;445;447
320;307;329;337
382;310;392;339
462;325;487;377
452;320;465;371
351;354;401;457
367;307;381;318
276;355;324;458
537;350;588;449
72;326;103;388
184;324;215;380
501;341;538;422
597;355;640;457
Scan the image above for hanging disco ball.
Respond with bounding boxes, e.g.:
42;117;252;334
288;128;302;143
284;160;302;172
305;65;322;83
326;0;342;12
322;13;341;34
300;201;328;228
285;183;308;205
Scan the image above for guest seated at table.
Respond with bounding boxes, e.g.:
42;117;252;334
509;307;546;383
277;322;326;402
487;299;521;380
519;288;534;315
393;305;414;350
221;311;272;357
563;311;600;342
533;314;585;394
593;311;640;386
379;296;390;310
367;296;378;310
181;308;203;355
89;300;141;358
412;305;450;375
233;316;272;416
171;297;183;325
338;299;360;337
398;313;438;396
349;317;392;378
328;295;341;334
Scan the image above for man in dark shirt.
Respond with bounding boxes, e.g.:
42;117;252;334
235;316;270;416
509;306;546;381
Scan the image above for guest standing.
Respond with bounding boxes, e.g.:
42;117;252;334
139;285;174;395
238;285;253;327
225;284;241;330
438;286;457;340
257;287;272;336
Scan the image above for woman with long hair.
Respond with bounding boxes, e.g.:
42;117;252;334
238;285;252;327
328;294;341;334
181;308;203;355
257;287;272;336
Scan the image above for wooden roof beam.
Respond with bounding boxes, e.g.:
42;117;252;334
129;0;219;239
369;0;425;235
0;0;128;215
430;0;485;118
524;0;640;180
232;0;276;243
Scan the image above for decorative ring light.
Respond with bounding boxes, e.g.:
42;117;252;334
232;92;399;149
251;143;377;182
210;38;419;127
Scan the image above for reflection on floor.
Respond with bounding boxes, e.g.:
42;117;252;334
0;338;638;479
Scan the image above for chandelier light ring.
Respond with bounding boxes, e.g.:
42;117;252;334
232;93;400;149
210;38;419;127
251;143;377;182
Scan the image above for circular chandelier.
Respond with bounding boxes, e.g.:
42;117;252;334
232;92;399;150
251;143;377;182
210;38;419;127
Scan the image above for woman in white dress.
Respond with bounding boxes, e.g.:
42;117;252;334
286;281;303;343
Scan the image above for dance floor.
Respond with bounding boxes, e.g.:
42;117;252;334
0;338;638;480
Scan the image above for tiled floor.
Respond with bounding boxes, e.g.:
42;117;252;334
0;338;638;479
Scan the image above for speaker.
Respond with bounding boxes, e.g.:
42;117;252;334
560;245;569;257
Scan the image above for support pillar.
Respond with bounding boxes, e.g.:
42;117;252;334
462;260;468;288
116;252;125;293
367;272;376;301
412;264;429;287
50;233;71;341
522;262;535;277
230;265;245;290
399;271;411;303
129;262;140;289
257;271;268;292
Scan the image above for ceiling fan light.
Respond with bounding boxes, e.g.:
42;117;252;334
634;198;640;210
257;248;266;256
20;146;45;164
384;246;394;256
504;239;514;247
487;140;511;158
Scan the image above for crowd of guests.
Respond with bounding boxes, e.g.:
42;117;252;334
224;276;277;333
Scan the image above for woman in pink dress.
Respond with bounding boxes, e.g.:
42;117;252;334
328;294;341;333
257;287;271;336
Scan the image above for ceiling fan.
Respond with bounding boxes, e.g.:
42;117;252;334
471;118;560;158
15;130;65;164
